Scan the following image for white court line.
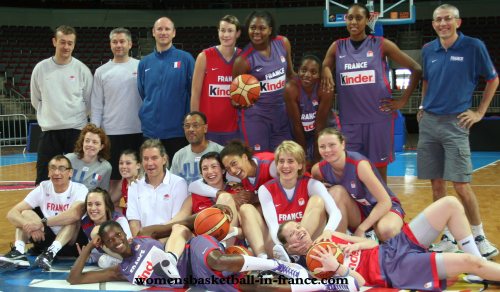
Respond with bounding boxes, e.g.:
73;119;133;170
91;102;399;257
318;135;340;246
473;159;499;172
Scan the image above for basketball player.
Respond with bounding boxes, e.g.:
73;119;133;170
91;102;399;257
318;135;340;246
284;54;333;164
278;196;500;290
190;15;242;145
321;3;422;182
232;10;295;152
67;212;309;291
311;128;404;242
246;141;342;260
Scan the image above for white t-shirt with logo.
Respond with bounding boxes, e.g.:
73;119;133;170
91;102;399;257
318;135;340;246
24;180;88;234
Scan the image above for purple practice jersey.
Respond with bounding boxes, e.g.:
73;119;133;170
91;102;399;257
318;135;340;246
119;237;185;288
318;151;404;217
241;36;288;107
335;36;392;124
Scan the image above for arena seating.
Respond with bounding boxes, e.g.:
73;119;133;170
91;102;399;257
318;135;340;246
1;16;499;100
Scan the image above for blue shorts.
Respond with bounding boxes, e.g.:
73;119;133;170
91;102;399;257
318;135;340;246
341;117;394;168
379;225;446;290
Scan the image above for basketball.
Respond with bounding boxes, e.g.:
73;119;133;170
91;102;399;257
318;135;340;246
230;74;261;106
225;245;254;256
305;241;344;279
194;207;230;241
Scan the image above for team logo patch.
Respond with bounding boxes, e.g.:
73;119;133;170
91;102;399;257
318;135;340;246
298;198;305;206
173;61;181;68
312;100;319;106
350;181;356;189
163;194;170;200
424;282;433;289
254;144;261;151
135;244;141;251
280;55;286;63
367;50;373;57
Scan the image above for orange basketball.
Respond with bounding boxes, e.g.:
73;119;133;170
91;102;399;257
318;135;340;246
194;207;230;241
306;241;344;279
230;74;261;106
225;245;254;256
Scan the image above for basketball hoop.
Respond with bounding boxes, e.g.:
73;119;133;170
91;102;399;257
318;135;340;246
368;11;380;32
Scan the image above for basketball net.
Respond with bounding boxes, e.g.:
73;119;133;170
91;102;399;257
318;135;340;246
368;11;380;32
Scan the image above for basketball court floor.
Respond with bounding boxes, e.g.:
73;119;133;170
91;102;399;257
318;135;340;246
1;151;499;291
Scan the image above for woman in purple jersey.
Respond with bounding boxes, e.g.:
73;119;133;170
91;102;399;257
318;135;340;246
233;10;295;152
284;54;333;166
321;3;421;182
311;128;404;242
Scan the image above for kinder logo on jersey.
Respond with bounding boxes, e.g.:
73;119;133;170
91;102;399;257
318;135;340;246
173;61;181;68
302;120;315;132
134;260;154;280
345;249;361;270
208;84;230;98
340;70;375;86
260;75;286;93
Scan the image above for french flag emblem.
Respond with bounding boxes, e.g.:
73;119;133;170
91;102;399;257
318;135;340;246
173;61;181;68
93;173;102;181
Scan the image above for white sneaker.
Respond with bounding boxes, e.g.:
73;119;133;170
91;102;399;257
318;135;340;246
271;259;309;279
97;254;122;268
273;244;291;262
151;248;181;279
463;274;484;284
475;235;499;259
429;234;459;253
365;230;378;242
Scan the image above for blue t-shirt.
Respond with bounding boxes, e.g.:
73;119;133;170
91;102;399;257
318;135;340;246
422;32;497;115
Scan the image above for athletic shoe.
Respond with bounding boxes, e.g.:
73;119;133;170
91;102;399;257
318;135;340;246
151;248;180;279
429;234;459;253
0;245;30;268
475;235;499;259
325;275;361;291
270;259;309;279
364;230;378;242
463;274;484;284
97;254;122;269
272;244;291;262
35;250;54;271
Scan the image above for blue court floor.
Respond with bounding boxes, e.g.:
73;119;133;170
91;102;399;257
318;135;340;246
1;151;499;178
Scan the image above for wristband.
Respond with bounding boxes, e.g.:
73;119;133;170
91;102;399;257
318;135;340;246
41;217;48;227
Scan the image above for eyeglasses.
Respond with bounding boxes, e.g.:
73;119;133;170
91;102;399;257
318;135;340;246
49;165;71;172
433;16;457;23
183;123;205;130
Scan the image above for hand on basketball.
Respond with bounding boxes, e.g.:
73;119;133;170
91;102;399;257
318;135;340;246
213;204;233;222
309;244;338;273
379;98;404;112
457;109;482;129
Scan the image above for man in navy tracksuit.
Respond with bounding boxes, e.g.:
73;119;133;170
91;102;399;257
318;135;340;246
138;17;195;163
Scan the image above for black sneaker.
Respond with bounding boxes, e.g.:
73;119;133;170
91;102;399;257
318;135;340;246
0;245;30;268
35;250;54;271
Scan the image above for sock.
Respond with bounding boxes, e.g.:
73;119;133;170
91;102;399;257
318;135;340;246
471;223;485;238
47;241;62;256
240;255;276;272
257;253;268;259
291;283;329;292
14;240;25;254
458;235;482;258
443;228;455;241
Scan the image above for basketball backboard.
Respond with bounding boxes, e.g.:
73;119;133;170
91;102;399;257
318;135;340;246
324;0;415;28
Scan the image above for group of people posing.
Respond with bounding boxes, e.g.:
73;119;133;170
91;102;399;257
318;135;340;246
1;2;499;291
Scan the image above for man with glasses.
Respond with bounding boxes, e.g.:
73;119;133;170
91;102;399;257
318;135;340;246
418;4;499;258
170;111;223;184
0;155;88;270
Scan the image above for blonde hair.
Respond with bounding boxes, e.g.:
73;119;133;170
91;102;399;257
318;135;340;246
274;140;306;176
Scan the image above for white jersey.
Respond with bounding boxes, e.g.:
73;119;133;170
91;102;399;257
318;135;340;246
24;180;88;234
